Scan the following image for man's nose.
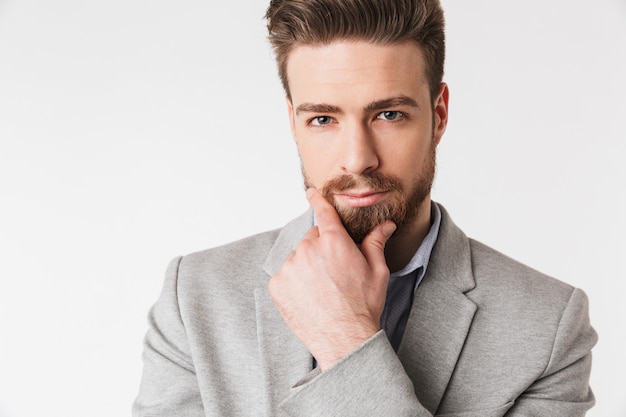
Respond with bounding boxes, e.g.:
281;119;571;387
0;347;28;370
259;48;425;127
339;122;379;175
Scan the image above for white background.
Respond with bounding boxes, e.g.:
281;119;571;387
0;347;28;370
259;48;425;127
0;0;624;416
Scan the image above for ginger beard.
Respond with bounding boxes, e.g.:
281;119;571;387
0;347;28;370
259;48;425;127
303;139;437;243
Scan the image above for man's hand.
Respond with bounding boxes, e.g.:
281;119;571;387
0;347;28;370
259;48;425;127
268;188;396;371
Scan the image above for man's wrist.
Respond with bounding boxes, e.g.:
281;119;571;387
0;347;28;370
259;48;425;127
314;325;380;371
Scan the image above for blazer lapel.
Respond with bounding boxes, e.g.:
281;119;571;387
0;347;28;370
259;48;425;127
397;204;478;415
255;210;314;416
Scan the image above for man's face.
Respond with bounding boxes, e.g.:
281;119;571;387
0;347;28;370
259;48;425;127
286;40;448;242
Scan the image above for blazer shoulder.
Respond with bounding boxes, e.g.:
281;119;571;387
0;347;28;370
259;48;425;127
184;228;282;270
466;238;586;338
432;204;575;302
178;210;312;279
468;238;574;297
173;228;282;293
171;210;313;298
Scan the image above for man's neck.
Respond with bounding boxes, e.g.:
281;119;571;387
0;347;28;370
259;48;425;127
384;198;433;273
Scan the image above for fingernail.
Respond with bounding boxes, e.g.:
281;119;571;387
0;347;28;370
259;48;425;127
382;222;397;237
306;188;315;199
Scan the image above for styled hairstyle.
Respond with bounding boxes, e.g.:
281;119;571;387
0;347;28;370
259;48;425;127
265;0;445;101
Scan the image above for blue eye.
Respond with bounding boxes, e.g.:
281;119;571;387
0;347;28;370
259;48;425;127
377;111;403;121
311;116;332;126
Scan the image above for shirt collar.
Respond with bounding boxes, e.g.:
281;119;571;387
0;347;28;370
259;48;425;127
389;201;441;279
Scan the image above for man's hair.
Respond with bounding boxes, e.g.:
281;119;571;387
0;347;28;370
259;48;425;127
265;0;445;101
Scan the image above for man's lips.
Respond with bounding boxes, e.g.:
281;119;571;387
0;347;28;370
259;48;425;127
333;190;390;208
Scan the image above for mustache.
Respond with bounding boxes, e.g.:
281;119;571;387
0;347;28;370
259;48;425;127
321;172;403;195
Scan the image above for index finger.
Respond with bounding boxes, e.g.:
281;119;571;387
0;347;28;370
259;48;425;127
306;188;347;236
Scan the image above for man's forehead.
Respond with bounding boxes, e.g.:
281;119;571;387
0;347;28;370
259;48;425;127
285;40;429;104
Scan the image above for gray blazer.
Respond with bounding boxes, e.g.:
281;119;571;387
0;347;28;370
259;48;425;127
133;204;596;417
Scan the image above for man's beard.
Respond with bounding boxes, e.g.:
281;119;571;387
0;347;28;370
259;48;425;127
303;141;437;243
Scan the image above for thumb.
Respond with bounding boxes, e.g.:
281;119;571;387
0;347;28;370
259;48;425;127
360;221;396;272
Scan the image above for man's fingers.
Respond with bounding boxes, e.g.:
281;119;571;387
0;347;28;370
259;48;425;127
306;188;345;235
360;221;396;273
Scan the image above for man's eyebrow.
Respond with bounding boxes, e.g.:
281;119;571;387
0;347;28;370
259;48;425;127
365;95;419;112
295;103;343;115
294;95;418;116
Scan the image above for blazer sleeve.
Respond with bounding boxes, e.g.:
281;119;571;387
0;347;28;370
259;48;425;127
276;288;597;417
276;331;434;417
132;256;205;417
506;287;597;417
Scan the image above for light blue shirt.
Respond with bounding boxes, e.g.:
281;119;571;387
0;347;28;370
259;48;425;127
388;201;441;289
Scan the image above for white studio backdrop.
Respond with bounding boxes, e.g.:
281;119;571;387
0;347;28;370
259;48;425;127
0;1;624;416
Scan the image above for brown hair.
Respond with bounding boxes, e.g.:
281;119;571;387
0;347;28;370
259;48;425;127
265;0;445;100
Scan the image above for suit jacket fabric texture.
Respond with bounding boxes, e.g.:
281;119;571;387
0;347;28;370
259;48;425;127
133;204;596;417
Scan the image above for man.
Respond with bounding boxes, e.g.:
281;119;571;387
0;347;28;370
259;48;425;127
133;1;596;416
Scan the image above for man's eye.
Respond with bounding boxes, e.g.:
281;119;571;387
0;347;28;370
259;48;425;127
310;116;332;126
377;111;403;121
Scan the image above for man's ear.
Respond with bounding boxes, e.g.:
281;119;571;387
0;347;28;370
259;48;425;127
286;97;296;141
433;83;449;146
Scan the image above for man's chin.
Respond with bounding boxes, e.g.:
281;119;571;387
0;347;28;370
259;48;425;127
335;204;395;244
342;224;376;244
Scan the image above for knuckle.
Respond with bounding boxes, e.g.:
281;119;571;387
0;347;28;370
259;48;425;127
296;239;312;253
303;226;319;240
